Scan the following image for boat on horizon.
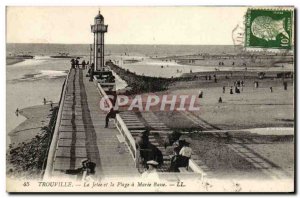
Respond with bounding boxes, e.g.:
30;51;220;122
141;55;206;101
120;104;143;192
7;52;34;59
50;52;82;59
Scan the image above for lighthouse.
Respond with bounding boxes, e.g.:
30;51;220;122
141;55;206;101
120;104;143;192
91;11;108;71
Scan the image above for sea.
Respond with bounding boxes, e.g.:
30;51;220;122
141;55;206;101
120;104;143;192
6;43;293;143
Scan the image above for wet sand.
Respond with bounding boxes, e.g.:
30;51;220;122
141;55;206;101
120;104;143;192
6;58;25;65
8;104;56;146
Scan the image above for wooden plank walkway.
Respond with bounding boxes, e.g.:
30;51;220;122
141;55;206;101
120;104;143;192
52;68;138;178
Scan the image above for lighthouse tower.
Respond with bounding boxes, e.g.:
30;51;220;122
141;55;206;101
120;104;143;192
91;11;108;71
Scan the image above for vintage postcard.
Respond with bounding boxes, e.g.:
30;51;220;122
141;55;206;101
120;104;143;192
6;6;295;193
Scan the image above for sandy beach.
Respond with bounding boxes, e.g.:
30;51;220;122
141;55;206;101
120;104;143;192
7;103;59;179
8;104;56;146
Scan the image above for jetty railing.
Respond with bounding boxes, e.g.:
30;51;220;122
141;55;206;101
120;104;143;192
43;69;71;179
115;114;137;161
188;159;207;180
93;76;137;164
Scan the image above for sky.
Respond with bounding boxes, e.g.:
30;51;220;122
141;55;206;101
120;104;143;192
6;6;247;45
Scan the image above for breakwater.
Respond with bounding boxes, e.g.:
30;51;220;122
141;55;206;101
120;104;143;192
107;61;294;92
106;61;174;94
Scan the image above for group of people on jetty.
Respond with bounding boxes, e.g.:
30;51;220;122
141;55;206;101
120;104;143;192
70;58;89;69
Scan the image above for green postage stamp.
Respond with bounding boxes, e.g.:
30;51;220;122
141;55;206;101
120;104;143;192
245;8;294;50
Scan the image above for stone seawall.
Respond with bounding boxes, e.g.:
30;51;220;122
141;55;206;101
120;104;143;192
106;61;174;94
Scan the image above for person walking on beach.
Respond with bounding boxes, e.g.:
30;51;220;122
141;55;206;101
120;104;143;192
15;108;19;117
198;90;203;98
230;87;233;94
43;98;47;105
223;86;226;93
283;82;288;90
218;97;222;103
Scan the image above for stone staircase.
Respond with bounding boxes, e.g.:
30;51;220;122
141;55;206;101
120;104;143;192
118;111;173;172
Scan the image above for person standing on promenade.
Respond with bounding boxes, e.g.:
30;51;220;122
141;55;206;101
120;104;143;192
105;108;117;128
75;58;79;68
82;60;86;70
89;63;95;81
70;59;75;68
223;86;226;93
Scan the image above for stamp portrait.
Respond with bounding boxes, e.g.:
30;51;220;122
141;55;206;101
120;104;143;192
245;8;294;50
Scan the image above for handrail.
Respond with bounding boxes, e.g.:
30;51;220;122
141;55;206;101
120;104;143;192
93;76;137;164
43;69;71;179
188;159;207;181
115;114;137;162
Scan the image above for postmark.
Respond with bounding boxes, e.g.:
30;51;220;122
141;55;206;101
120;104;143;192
245;8;294;50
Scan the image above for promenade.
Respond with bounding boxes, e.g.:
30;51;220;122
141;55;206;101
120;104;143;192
49;68;139;178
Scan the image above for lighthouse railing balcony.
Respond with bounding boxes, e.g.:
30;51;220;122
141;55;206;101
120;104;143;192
91;24;108;33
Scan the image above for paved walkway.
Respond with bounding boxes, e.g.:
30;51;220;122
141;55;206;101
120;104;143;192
52;68;138;178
